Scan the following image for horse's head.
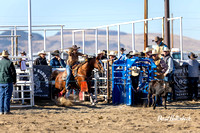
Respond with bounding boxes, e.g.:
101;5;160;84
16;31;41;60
94;58;104;73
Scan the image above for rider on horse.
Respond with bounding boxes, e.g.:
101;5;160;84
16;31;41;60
65;45;85;98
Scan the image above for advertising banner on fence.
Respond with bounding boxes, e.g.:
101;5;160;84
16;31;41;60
33;65;52;99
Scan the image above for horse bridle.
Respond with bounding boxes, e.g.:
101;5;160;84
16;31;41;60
96;59;104;72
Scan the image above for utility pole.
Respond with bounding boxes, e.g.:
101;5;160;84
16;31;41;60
144;0;148;49
171;13;174;48
164;0;170;48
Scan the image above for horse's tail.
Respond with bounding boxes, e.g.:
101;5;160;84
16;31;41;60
51;70;61;80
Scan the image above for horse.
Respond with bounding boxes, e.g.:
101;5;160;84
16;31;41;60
51;55;104;105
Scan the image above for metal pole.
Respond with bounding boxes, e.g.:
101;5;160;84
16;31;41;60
132;23;135;51
180;17;183;60
144;0;148;49
11;30;14;56
14;26;17;56
43;29;46;51
171;13;174;48
82;30;85;54
164;0;170;48
28;0;34;106
72;32;75;46
95;29;98;56
117;25;120;58
106;27;109;59
61;25;64;58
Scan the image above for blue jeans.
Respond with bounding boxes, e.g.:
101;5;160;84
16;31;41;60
0;83;13;113
188;77;199;100
65;65;72;89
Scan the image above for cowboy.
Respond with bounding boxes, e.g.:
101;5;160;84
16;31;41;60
109;51;117;60
34;50;48;65
0;50;16;115
162;47;175;102
152;36;168;57
118;48;127;61
129;50;140;59
19;51;27;71
183;52;200;101
144;47;153;58
151;49;168;80
50;50;66;68
65;45;85;97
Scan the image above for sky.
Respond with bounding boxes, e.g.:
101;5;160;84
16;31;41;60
0;0;200;40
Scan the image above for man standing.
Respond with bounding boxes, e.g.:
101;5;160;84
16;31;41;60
118;48;127;61
0;50;16;115
152;36;168;57
34;50;48;65
50;50;66;68
183;52;200;101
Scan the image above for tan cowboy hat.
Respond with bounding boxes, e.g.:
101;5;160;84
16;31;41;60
1;50;10;57
38;50;46;56
152;49;158;55
97;50;105;55
109;51;117;56
144;47;153;53
163;47;170;52
68;45;80;50
131;66;140;76
152;36;163;42
130;50;140;56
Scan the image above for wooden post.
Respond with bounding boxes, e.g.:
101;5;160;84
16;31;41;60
144;0;148;50
164;0;170;48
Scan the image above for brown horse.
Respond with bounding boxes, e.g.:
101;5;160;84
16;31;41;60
51;55;104;104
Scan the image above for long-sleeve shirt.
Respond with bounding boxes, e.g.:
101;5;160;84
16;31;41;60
50;57;66;68
183;59;200;77
163;55;174;75
34;57;48;65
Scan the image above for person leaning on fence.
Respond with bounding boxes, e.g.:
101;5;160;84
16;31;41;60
182;52;200;101
0;50;16;115
19;51;28;71
152;36;168;57
34;50;48;65
50;50;66;68
65;45;85;98
162;47;175;102
151;49;168;80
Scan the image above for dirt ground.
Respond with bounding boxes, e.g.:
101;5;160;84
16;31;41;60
0;99;200;133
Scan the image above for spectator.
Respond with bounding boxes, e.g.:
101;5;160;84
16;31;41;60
183;52;200;101
109;51;117;60
118;48;127;61
151;49;168;79
144;47;153;58
129;50;140;59
19;51;27;71
34;50;48;65
50;50;66;68
0;50;16;115
152;36;168;57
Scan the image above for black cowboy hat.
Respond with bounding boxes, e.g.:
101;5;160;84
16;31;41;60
188;52;198;59
20;51;26;55
51;50;60;56
120;48;126;51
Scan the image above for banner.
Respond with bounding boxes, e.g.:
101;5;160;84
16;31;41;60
33;65;52;99
174;66;200;100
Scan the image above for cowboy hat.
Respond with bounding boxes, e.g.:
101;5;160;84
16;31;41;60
188;52;198;59
68;45;80;50
109;51;117;56
1;50;10;57
163;47;170;52
38;50;46;56
152;36;163;42
131;66;140;76
120;48;126;51
97;50;105;55
129;50;140;56
20;51;26;55
144;47;153;53
151;49;158;55
51;50;60;56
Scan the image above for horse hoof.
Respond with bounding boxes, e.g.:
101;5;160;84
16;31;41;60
91;102;96;106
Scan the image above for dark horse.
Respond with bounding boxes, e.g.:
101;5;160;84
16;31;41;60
51;55;104;104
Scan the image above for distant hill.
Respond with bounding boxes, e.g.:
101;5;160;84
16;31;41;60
0;30;199;55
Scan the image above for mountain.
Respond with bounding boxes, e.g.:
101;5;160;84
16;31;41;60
0;30;199;55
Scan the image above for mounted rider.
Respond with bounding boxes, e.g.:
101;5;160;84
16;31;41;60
65;45;85;98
